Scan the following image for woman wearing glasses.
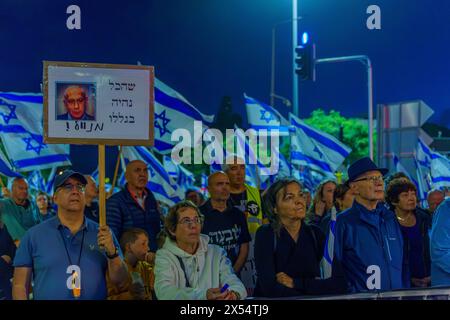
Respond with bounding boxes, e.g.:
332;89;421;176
253;179;347;298
154;201;247;300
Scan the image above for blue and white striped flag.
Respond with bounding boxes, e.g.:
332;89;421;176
392;153;420;188
245;94;290;134
122;146;183;206
90;167;99;183
0;147;21;178
430;153;450;189
200;172;208;196
416;138;450;189
0;92;71;171
162;155;195;193
321;207;337;279
290;113;351;176
45;166;58;194
416;138;433;169
27;170;46;193
154;79;215;154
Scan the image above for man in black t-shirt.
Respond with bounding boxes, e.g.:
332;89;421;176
199;172;251;274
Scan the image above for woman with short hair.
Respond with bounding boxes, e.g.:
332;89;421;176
386;178;431;287
154;201;247;300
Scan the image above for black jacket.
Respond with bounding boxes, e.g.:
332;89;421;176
254;223;347;297
401;207;432;283
0;224;16;300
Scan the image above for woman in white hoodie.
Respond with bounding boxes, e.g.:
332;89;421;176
154;201;247;300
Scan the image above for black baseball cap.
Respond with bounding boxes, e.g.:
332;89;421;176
53;170;88;192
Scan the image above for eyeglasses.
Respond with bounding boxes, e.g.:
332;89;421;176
353;176;384;184
178;216;203;226
59;183;86;193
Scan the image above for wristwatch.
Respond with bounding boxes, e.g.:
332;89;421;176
106;247;119;259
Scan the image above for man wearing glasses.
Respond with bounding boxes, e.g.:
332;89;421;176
57;85;95;121
333;157;407;293
12;170;127;300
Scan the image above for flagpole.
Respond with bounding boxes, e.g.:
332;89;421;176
292;0;299;116
108;145;122;199
98;145;106;227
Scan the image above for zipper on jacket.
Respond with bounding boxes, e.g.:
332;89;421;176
380;217;393;288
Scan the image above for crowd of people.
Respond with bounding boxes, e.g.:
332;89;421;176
0;156;449;300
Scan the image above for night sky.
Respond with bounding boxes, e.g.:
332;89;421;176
1;0;449;172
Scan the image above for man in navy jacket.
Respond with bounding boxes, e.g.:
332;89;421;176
334;157;408;292
106;160;161;263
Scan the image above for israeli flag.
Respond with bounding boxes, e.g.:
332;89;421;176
162;155;178;184
233;126;274;179
392;153;419;185
416;138;450;189
0;147;21;177
277;151;291;179
162;155;195;193
122;146;183;206
0;92;71;171
416;138;433;169
90;167;99;183
45;166;58;194
154;78;215;154
117;171;126;188
413;155;431;206
200;172;208;196
290;113;351;176
321;207;337;279
27;170;46;193
245;94;290;134
430;153;450;189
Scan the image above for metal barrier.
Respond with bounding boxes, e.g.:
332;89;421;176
249;286;450;300
300;286;450;300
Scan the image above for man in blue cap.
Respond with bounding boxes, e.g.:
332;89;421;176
333;157;408;292
12;170;128;300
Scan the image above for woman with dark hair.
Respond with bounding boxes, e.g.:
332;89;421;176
319;183;355;235
35;191;56;221
154;201;246;300
306;180;337;232
386;178;431;288
254;179;347;298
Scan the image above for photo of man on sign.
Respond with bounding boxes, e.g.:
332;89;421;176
56;83;96;121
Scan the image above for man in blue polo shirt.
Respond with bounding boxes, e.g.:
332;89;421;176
12;170;128;300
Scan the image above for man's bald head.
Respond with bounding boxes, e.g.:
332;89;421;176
125;160;149;190
12;177;29;205
207;171;230;202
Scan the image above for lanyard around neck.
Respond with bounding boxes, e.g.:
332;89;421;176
59;227;86;267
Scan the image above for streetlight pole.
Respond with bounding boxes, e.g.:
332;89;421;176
292;0;299;116
270;16;301;108
315;55;374;160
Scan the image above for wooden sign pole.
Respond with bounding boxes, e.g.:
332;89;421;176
98;144;106;227
107;146;122;199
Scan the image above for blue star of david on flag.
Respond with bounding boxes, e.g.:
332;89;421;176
155;110;171;137
313;146;324;159
148;166;156;178
22;133;47;155
259;109;276;124
0;99;18;124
